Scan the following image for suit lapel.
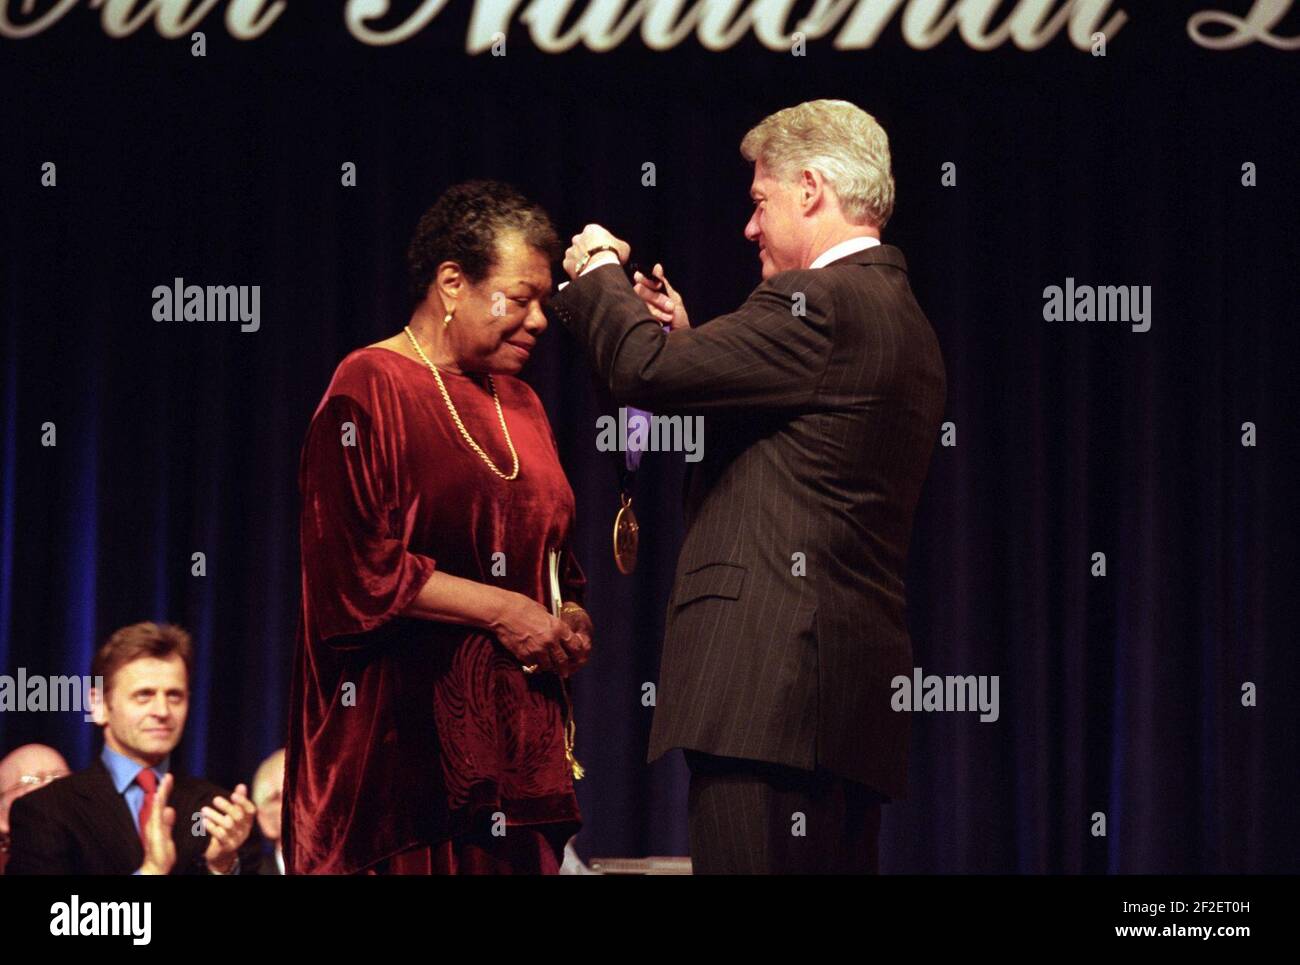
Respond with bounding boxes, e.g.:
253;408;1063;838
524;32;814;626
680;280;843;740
77;763;217;873
76;758;144;872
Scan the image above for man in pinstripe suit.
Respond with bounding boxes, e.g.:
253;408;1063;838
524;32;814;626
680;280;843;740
551;100;946;873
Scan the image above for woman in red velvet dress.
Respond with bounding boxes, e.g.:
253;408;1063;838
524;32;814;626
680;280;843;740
284;181;594;875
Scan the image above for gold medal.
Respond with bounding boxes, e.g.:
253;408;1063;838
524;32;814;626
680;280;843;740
613;493;639;574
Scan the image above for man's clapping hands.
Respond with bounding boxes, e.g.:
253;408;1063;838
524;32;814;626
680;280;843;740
201;784;256;874
136;773;256;875
137;773;177;875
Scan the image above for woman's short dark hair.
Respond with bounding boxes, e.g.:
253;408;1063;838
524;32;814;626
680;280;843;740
406;180;561;306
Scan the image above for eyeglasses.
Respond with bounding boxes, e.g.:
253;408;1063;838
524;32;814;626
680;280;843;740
0;770;70;798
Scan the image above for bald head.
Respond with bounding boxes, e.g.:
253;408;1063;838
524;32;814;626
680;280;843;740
0;744;71;833
253;748;285;843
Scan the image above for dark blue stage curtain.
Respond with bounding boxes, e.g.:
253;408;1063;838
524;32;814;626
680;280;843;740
2;5;1296;872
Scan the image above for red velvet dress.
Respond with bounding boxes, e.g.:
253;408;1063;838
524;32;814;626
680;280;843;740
284;347;584;875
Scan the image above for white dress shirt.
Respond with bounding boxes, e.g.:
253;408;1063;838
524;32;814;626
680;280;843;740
809;235;881;269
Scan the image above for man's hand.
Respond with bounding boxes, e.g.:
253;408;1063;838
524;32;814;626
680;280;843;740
138;773;176;875
632;263;690;331
202;784;256;874
563;224;630;280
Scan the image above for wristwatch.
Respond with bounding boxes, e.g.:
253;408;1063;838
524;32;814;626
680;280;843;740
575;244;621;274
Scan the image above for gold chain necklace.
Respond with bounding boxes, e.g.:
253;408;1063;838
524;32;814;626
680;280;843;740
403;326;520;481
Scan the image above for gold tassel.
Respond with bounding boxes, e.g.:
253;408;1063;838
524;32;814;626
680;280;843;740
561;681;584;780
566;720;585;780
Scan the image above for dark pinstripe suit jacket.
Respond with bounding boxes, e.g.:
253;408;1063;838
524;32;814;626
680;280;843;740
5;758;257;874
550;244;945;799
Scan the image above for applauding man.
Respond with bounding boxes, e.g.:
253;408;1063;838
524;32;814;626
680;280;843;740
7;622;258;875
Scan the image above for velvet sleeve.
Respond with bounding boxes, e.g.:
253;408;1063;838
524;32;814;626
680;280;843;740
299;390;437;648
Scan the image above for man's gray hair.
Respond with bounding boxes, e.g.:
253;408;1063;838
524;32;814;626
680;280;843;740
740;100;895;230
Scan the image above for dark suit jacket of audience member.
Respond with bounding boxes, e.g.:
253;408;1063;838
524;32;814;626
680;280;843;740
257;850;283;876
6;757;261;874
